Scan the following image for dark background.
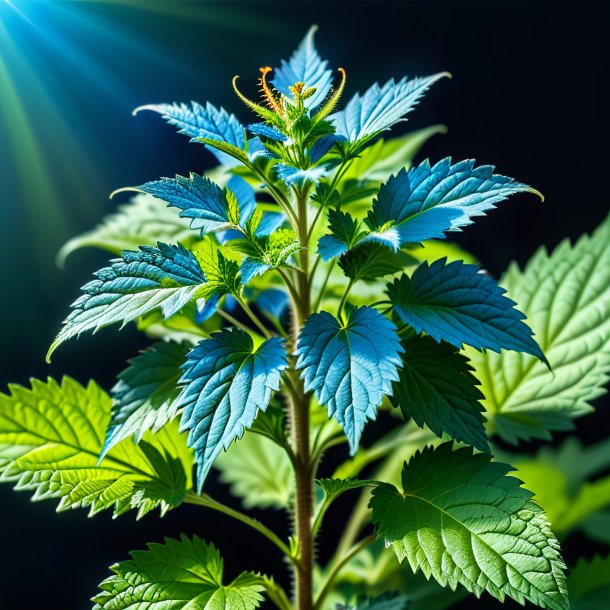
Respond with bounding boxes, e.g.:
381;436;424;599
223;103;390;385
0;1;608;608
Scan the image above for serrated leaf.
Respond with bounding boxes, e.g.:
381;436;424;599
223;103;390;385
193;243;242;300
338;244;418;283
331;74;448;143
316;478;375;502
469;213;610;443
336;591;409;610
48;243;206;360
177;329;288;490
57;194;193;264
135;101;246;166
275;163;328;186
92;535;265;610
102;340;190;457
370;443;569;610
365;160;539;249
215;431;293;510
296;306;403;453
272;25;333;110
391;335;488;452
567;555;610;610
138;173;254;236
239;228;301;284
387;259;546;361
318;209;368;261
0;377;193;518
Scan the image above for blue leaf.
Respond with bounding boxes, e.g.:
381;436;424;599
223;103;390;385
177;329;288;489
47;243;206;360
240;257;269;285
310;134;344;163
134;101;245;166
247;136;274;160
366;160;540;249
296;306;403;453
272;25;333;110
386;259;547;362
195;293;221;322
254;289;289;321
276;164;327;186
331;73;449;142
139;173;247;236
248;123;288;142
227;175;256;221
256;212;285;236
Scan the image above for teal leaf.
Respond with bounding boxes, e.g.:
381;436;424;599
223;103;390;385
331;73;449;143
391;335;488;452
365;160;539;249
93;535;265;610
338;244;418;283
296;306;403;453
387;259;546;362
318;209;369;261
275;163;328;186
177;329;288;490
102;340;190;458
370;443;569;610
138;173;251;236
272;25;333;110
134;101;246;166
48;243;206;360
248;123;288;142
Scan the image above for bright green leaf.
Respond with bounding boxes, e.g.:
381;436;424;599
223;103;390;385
0;377;193;518
92;535;265;610
469;212;610;443
370;443;569;610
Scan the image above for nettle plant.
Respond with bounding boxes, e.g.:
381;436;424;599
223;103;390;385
2;26;610;610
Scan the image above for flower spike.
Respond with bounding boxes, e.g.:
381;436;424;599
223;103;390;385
232;75;282;126
259;67;284;116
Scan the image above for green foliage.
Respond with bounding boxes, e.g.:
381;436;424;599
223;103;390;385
7;25;609;610
215;431;293;510
0;377;193;517
470;212;610;443
390;334;488;452
93;535;266;610
370;444;569;610
567;555;610;610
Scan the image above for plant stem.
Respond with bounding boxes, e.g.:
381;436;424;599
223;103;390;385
184;492;297;565
291;187;315;610
238;298;273;339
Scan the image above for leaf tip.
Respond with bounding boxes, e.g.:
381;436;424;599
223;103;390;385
132;104;161;117
109;186;142;200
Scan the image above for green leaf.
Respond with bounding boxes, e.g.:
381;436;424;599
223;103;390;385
317;477;375;501
508;436;610;536
0;377;193;518
370;443;569;610
567;555;610;610
92;535;265;610
193;242;242;300
336;591;409;610
178;329;288;490
390;335;488;452
57;194;193;265
102;340;190;458
215;431;293;510
469;212;610;443
48;243;207;361
238;228;301;284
